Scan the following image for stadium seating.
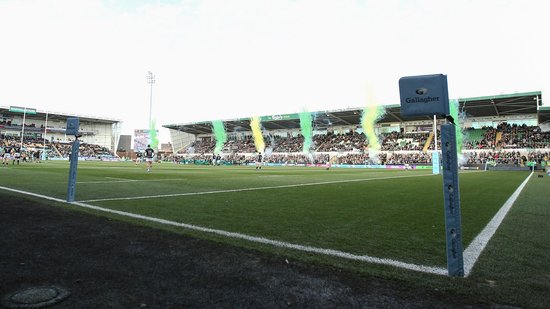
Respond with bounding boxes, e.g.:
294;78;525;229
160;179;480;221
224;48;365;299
0;134;116;160
4;121;547;166
170;122;549;167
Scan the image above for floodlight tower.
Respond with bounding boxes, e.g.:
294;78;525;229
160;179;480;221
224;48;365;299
146;71;156;127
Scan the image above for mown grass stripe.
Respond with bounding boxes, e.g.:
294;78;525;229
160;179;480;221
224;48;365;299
78;173;436;203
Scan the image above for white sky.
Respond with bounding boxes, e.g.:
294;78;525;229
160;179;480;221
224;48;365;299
1;0;548;142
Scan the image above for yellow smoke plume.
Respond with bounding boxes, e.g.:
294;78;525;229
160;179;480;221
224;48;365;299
250;116;265;152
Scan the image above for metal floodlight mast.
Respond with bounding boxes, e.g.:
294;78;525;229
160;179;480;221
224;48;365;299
146;71;156;128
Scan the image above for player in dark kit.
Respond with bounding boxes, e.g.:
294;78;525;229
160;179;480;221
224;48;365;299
3;144;13;165
34;150;41;163
255;152;262;170
144;145;155;172
135;152;142;165
13;144;22;165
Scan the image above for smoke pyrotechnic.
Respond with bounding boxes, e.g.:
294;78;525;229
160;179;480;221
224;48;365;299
250;117;265;153
212;120;227;154
449;99;463;153
360;88;385;152
149;119;159;149
299;110;313;153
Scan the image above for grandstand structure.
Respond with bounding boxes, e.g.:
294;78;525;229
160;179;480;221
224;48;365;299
164;91;549;169
0;106;121;159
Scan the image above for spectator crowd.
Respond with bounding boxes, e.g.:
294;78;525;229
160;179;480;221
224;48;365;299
3;121;549;166
1;134;115;161
173;122;549;166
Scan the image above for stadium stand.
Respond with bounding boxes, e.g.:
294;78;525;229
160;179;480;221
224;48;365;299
0;106;120;160
168;124;549;167
164;92;549;170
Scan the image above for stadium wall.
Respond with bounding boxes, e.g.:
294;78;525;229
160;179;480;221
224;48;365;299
169;129;196;153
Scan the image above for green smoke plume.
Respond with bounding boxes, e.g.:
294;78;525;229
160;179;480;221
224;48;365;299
449;99;463;153
212;120;227;154
149;119;159;149
299;110;313;153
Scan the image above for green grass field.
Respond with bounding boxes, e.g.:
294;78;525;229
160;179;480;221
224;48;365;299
1;160;548;307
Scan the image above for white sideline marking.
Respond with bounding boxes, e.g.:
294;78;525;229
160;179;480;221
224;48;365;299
105;177;134;181
77;178;186;184
79;178;137;184
0;184;447;276
79;173;436;203
462;172;533;277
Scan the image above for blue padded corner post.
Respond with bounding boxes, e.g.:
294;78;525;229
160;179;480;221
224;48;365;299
66;139;80;202
440;124;464;277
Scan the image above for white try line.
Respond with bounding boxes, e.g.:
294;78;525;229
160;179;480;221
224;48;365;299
78;173;437;203
0;184;447;276
462;172;533;277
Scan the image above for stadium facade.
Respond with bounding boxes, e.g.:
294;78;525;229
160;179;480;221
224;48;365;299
0;105;121;158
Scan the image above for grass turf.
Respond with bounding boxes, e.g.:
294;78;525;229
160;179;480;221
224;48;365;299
1;160;547;307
